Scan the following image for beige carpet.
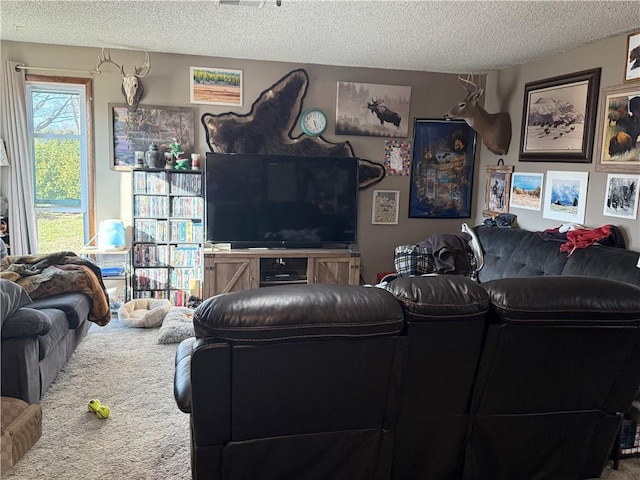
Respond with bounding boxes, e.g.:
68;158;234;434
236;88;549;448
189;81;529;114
3;316;640;479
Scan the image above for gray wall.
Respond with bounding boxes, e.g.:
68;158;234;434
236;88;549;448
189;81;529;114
2;34;639;284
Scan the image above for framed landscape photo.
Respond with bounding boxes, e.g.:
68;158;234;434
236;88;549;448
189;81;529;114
408;119;477;218
542;170;589;224
482;164;513;217
594;83;640;173
519;68;601;163
624;31;640;83
372;190;400;225
190;66;243;106
109;104;195;171
603;173;639;220
510;172;544;211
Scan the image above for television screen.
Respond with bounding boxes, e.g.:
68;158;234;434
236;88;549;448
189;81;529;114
205;153;359;248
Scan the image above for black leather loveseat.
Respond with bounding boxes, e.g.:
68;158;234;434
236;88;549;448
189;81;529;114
174;225;640;480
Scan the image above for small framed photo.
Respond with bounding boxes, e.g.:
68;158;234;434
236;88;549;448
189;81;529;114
383;140;411;175
372;190;400;225
624;31;640;83
603;174;640;220
483;165;513;217
543;170;589;224
510;172;544;211
190;66;243;106
519;68;601;163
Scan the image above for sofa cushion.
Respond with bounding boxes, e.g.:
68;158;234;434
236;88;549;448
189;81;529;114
36;308;69;360
194;284;404;342
1;307;52;338
29;293;91;329
0;279;32;325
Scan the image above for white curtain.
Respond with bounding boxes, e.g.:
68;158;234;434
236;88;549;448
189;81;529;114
1;60;38;255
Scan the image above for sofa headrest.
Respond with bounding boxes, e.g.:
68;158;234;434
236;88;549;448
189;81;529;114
193;284;404;342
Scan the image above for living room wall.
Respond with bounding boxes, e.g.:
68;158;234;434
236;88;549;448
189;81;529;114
2;32;639;284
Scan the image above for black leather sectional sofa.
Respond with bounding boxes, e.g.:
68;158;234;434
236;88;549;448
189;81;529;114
174;225;640;480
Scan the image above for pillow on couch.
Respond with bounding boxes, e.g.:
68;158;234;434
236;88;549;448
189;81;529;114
0;279;32;325
1;307;52;338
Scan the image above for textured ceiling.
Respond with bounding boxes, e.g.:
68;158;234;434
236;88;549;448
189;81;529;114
1;0;640;73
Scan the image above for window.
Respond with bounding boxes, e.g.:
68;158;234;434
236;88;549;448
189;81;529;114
26;77;95;254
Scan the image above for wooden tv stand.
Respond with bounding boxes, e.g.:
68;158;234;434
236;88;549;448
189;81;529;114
202;248;360;298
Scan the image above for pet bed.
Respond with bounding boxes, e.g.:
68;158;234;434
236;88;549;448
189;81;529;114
157;307;195;344
118;298;172;328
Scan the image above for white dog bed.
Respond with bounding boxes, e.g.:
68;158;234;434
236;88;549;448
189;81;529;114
118;298;172;328
157;307;195;344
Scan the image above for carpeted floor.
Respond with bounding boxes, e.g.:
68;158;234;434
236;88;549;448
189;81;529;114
3;316;640;479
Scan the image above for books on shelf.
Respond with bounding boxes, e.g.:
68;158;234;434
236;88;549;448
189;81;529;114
170;173;202;196
134;195;169;218
170;220;204;243
134;219;169;243
133;171;169;195
171;197;203;218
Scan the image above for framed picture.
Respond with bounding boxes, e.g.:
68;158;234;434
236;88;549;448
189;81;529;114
510;172;544;211
603;173;640;220
594;83;640;173
483;164;514;217
335;81;411;138
190;66;243;106
372;190;400;225
519;68;601;163
109;104;195;171
542;170;589;224
408;119;477;218
383;140;411;175
624;31;640;83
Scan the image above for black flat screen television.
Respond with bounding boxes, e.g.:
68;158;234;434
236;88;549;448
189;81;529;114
205;153;359;248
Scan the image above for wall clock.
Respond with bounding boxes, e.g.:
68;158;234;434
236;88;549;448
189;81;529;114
300;108;328;136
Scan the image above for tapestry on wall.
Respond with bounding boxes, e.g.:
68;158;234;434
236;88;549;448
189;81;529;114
201;68;384;189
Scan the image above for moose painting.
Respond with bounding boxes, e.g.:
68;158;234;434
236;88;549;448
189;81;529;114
336;81;411;138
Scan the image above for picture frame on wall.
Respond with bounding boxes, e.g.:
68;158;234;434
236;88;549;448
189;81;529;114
624;31;640;83
603;173;640;220
383;140;411;175
483;164;514;217
109;103;195;171
594;83;640;173
542;170;589;224
519;68;601;163
372;190;400;225
190;66;243;106
509;172;544;211
408;119;477;219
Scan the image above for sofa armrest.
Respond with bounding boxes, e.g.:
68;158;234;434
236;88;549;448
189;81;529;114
483;276;640;325
174;337;196;413
1;307;53;338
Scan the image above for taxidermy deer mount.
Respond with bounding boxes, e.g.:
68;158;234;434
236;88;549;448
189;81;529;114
445;74;512;155
96;48;150;112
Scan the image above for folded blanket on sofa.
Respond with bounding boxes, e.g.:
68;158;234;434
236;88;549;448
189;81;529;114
0;251;111;326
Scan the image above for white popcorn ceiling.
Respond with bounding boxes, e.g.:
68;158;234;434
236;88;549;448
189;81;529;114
1;0;639;73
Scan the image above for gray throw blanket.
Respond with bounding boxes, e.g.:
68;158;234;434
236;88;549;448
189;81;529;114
420;233;473;274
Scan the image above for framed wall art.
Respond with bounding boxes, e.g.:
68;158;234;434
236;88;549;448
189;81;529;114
109;104;195;171
335;81;411;138
509;172;544;211
603;173;639;220
483;164;514;217
624;31;640;83
383;140;411;175
594;83;640;173
542;170;589;224
519;68;601;163
408;119;477;219
372;190;400;225
190;66;243;106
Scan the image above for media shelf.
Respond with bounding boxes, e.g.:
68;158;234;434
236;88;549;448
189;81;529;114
203;249;360;297
131;168;203;306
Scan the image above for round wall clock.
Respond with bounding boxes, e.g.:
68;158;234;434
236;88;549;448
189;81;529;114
300;108;328;136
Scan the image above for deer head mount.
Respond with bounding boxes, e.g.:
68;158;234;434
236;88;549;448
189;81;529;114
445;74;512;155
96;48;150;112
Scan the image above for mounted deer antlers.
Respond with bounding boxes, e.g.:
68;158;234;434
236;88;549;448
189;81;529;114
96;48;150;112
445;74;512;155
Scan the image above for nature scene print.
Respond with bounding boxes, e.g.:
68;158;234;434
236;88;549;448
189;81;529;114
408;119;476;218
510;172;544;211
603;174;639;220
190;67;242;106
483;166;513;217
336;82;411;138
625;31;640;82
543;171;589;223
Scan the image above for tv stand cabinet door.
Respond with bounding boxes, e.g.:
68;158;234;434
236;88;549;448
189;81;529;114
203;255;259;297
311;256;360;286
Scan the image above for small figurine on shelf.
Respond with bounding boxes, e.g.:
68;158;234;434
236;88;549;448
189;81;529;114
169;138;190;169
